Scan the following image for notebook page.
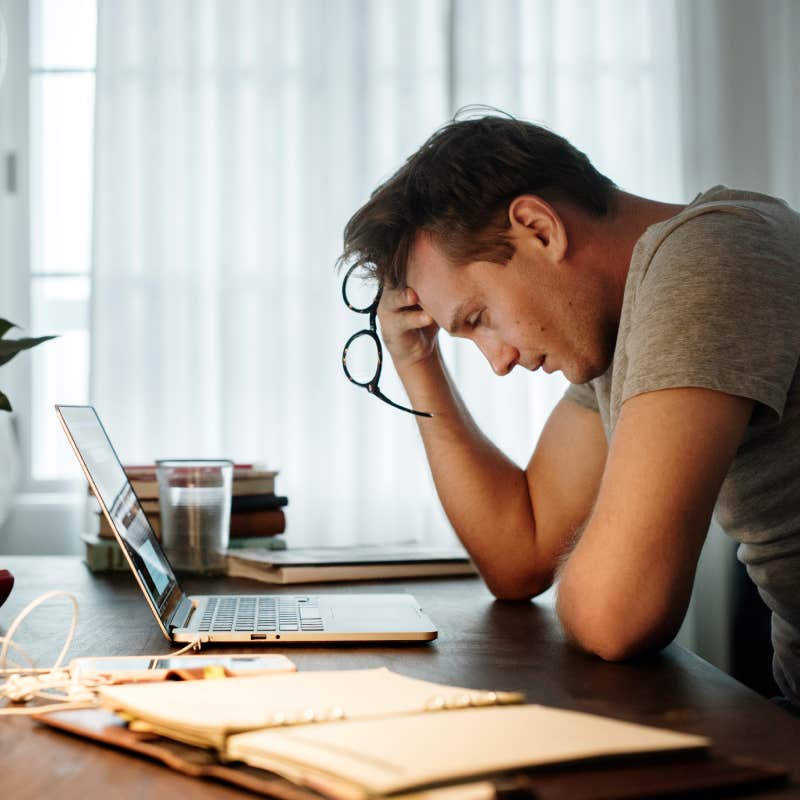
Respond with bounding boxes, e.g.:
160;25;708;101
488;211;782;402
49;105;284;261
98;667;522;750
226;704;710;798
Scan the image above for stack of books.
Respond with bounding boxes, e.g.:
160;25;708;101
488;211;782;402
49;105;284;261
83;463;288;572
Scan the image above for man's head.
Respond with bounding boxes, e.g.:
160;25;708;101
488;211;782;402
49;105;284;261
339;111;621;383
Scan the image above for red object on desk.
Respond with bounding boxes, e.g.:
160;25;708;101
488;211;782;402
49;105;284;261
0;569;14;608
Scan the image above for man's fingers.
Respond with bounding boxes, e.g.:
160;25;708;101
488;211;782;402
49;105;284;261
404;309;434;329
375;286;439;367
382;286;421;311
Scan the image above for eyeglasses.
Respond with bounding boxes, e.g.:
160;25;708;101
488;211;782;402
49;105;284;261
341;264;433;418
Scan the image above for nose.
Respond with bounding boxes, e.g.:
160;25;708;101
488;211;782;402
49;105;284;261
477;338;519;376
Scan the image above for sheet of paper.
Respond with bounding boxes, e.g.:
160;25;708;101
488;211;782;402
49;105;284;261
98;667;521;749
227;704;710;798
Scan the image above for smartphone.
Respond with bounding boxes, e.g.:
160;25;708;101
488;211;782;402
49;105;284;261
70;653;295;680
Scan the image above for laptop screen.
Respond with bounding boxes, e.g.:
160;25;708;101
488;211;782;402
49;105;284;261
56;406;179;616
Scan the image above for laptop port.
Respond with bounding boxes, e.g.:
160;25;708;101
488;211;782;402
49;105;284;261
250;633;267;640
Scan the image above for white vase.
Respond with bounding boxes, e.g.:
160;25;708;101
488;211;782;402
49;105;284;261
0;413;21;529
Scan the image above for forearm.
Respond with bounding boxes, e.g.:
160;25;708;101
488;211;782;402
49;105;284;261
399;350;550;599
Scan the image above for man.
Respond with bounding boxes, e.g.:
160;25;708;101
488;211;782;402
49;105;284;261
338;113;800;711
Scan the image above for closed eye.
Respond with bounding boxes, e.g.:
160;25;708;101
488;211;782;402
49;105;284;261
467;310;484;329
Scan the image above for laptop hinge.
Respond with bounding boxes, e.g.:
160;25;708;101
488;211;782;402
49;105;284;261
169;594;195;631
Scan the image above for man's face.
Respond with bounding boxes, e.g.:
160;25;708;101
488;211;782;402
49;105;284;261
405;231;615;384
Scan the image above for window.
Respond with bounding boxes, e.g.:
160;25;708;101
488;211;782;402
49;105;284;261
0;0;96;553
28;0;96;483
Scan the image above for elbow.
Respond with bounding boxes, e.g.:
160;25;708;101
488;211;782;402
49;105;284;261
579;631;659;663
489;585;537;602
556;585;677;662
483;568;553;602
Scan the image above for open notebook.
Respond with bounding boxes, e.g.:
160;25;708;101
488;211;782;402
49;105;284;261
98;668;709;799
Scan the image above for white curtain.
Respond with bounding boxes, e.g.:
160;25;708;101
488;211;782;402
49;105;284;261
673;0;800;671
92;0;682;547
677;0;800;210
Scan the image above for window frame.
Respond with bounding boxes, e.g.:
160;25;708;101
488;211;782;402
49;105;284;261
0;0;96;553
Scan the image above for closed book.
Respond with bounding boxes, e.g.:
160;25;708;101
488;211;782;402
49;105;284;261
81;533;129;572
231;494;288;513
107;465;279;500
230;509;286;538
228;535;287;551
130;474;278;501
225;542;477;584
97;510;161;540
98;509;282;542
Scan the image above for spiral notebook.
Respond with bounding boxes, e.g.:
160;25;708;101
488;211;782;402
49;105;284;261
96;667;711;799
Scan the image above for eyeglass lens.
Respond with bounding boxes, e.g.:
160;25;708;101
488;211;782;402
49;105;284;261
342;331;380;386
342;266;379;312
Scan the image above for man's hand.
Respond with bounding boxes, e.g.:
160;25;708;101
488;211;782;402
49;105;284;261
377;286;440;372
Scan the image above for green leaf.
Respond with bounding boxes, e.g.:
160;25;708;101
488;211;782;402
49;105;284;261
0;335;58;367
0;320;18;339
0;390;11;412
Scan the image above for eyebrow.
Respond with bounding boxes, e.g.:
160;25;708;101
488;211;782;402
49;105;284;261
446;299;474;335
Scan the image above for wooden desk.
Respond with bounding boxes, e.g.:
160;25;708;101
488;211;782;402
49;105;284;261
1;556;798;798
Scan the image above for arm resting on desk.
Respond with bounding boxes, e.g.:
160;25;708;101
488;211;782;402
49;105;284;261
556;387;753;661
403;348;607;601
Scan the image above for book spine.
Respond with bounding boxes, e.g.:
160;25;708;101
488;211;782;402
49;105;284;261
128;477;277;500
97;510;283;540
230;509;286;538
224;560;476;584
97;511;160;540
228;535;287;551
231;494;288;513
82;536;129;572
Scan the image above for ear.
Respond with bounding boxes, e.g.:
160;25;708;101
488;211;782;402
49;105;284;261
507;195;568;262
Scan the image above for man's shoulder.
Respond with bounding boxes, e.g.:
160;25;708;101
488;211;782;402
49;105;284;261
631;186;800;294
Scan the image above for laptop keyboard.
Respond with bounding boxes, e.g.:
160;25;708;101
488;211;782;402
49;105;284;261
198;596;325;633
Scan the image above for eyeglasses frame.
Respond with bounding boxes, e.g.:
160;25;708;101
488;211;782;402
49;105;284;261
341;265;433;418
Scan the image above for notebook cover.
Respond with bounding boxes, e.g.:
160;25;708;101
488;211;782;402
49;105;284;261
33;707;319;800
34;707;788;800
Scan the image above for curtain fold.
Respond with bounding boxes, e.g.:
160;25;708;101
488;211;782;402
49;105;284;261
92;0;681;547
673;0;800;672
677;0;800;208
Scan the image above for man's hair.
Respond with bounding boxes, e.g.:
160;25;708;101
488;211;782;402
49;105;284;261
338;109;617;288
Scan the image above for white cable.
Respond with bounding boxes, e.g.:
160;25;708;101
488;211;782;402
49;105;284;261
0;590;204;716
170;636;203;657
0;639;37;673
0;590;78;671
0;590;87;716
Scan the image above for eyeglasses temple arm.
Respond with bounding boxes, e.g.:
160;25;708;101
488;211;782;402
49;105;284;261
369;385;433;418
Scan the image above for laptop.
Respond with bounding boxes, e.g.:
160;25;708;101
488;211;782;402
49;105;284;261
56;405;437;645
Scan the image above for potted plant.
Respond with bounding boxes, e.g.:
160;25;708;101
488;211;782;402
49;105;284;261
0;320;56;597
1;318;56;412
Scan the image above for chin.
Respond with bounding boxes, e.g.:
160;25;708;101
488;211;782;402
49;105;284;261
565;358;607;385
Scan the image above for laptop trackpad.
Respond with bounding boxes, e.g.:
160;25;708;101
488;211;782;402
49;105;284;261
330;600;421;632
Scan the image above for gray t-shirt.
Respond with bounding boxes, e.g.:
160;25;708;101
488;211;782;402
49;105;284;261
565;186;800;705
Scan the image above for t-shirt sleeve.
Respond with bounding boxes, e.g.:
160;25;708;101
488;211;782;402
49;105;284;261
623;208;800;420
563;381;599;412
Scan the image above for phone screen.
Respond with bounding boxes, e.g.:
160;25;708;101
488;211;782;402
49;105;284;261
150;656;278;670
72;654;293;674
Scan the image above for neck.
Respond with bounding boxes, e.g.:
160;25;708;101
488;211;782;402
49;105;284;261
565;190;686;317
